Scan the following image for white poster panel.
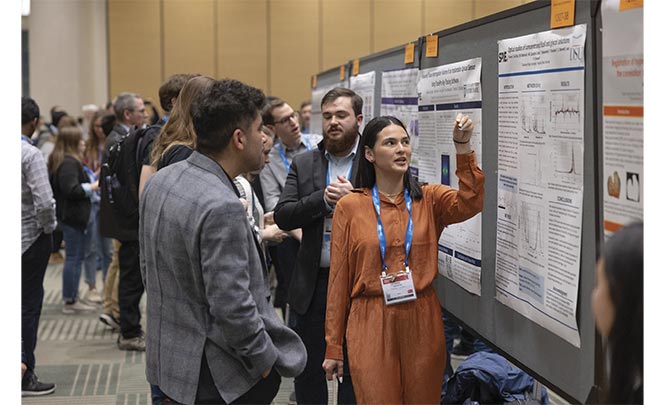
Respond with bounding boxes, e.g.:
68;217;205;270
496;25;586;347
601;0;643;237
381;68;420;173
350;71;376;133
416;58;483;295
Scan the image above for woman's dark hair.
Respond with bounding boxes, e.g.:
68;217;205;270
356;116;422;199
601;222;643;403
100;113;117;136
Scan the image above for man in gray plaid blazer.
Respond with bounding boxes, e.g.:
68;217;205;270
139;79;307;404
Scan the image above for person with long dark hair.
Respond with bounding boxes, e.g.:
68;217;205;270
323;114;484;403
82;110;113;301
48;127;100;314
592;222;643;403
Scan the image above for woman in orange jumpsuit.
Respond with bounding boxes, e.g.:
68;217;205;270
323;114;484;403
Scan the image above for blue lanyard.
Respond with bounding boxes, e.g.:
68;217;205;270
21;135;32;144
326;160;354;185
372;185;413;272
276;136;311;173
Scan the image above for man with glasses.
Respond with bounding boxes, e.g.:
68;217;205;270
100;91;147;351
105;92;146;155
260;97;318;211
274;87;362;404
259;98;319;324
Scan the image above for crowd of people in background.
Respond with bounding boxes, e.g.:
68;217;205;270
21;71;642;404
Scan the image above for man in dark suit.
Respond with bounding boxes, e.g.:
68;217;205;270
99;92;148;351
140;79;307;404
274;88;364;404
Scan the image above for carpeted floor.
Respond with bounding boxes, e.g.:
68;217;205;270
24;261;566;405
23;262;296;405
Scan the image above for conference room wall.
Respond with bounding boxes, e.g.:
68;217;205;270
26;0;532;115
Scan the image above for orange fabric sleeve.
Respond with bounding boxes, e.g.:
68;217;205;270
324;201;352;361
431;152;485;235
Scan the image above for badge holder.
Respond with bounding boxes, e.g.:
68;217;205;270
380;266;417;306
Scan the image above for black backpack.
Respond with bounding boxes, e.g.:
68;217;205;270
101;125;161;235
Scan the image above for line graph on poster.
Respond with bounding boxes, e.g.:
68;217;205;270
549;92;581;134
550;140;583;188
518;201;545;261
520;148;545;188
521;93;547;138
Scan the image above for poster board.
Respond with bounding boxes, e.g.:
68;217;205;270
311;1;602;401
424;2;599;402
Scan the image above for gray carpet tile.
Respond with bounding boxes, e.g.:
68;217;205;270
24;259;565;405
23;261;302;405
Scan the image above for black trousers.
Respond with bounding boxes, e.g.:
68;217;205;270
51;229;63;252
157;354;281;405
269;237;299;312
290;271;356;405
22;232;52;373
118;239;144;339
195;353;281;404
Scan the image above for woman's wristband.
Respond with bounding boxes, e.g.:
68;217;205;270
453;138;470;144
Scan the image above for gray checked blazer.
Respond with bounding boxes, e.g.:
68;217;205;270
139;151;307;404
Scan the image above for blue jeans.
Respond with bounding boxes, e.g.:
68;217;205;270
150;384;169;405
442;312;460;395
84;203;113;284
62;223;90;302
83;204;98;287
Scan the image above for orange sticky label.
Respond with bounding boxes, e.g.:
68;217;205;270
353;59;360;76
425;34;438;58
339;65;346;81
620;0;643;10
604;220;624;233
550;0;575;28
312;75;317;89
404;43;415;64
603;105;644;117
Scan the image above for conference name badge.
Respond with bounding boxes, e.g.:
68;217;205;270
380;269;417;305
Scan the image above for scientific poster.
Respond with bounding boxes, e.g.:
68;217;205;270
495;25;586;347
416;58;483;295
381;68;419;171
601;0;643;237
349;71;376;133
310;80;348;135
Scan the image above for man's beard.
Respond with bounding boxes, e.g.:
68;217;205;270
324;124;358;155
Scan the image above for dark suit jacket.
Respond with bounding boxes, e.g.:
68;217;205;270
274;138;363;315
99;124;129;239
140;152;306;404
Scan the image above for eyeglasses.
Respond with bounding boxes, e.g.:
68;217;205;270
273;112;298;125
130;108;146;114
